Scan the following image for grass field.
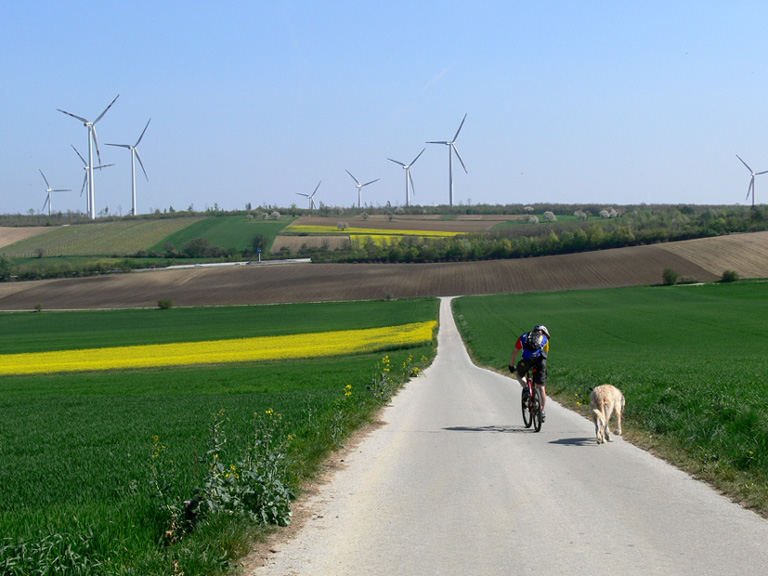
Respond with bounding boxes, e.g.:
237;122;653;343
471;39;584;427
0;298;438;575
150;214;295;254
452;281;768;514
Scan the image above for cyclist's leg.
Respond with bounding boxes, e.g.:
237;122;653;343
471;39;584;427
515;359;529;384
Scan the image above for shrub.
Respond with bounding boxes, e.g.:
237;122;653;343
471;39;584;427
157;299;173;310
720;269;740;283
662;268;678;285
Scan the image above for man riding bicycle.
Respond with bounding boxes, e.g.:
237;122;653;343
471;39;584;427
509;325;550;421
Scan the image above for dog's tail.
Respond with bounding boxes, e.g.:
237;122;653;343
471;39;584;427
592;408;606;426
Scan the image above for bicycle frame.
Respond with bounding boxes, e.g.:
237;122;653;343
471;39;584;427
520;367;543;432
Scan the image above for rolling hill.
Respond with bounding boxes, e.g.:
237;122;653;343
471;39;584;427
1;231;766;310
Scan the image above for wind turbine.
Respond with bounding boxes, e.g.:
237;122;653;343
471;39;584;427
427;113;468;207
736;154;768;208
39;170;71;216
345;170;380;209
57;94;119;219
388;148;425;207
72;145;114;215
297;181;321;211
106;118;151;216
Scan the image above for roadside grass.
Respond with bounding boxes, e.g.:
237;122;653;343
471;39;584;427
151;214;295;254
0;299;438;575
452;281;768;515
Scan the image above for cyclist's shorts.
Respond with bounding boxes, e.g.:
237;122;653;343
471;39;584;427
516;357;547;386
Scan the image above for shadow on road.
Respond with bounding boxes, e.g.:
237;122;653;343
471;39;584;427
443;425;535;434
548;437;595;447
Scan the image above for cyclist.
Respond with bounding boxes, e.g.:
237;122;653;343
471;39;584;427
509;325;550;421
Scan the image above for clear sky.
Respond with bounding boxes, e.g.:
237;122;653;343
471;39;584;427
3;1;768;216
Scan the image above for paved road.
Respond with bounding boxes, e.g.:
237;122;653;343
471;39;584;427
252;297;768;575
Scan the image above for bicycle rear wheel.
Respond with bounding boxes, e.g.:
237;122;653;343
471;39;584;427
521;386;532;428
532;387;543;432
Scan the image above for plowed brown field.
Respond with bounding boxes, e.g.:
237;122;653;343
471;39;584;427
0;226;51;248
1;232;766;310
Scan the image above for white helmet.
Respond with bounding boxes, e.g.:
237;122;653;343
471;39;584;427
534;325;550;339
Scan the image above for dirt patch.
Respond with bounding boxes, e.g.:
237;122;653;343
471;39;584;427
272;235;351;252
0;226;53;249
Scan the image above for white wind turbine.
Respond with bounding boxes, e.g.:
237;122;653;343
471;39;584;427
39;170;71;216
106;118;151;216
345;170;380;209
427;113;468;207
388;148;425;207
72;145;114;215
736;154;768;208
58;94;119;219
297;181;321;211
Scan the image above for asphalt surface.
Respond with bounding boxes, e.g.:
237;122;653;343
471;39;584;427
251;297;768;576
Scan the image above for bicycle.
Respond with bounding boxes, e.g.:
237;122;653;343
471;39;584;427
520;367;543;432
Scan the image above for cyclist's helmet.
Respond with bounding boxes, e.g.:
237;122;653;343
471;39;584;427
534;325;550;339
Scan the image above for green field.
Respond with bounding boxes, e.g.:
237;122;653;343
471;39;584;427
150;214;295;254
453;281;768;512
0;298;438;575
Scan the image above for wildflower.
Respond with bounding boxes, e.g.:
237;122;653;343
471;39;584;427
344;384;353;397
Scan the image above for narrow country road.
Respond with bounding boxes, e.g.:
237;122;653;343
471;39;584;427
250;297;768;575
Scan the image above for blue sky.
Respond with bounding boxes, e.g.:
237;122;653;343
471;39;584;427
3;1;768;216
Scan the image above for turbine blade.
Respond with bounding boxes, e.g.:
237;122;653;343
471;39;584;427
388;158;405;167
408;171;415;195
135;150;149;180
427;140;448;145
80;173;88;196
452;113;467;141
91;126;103;164
755;170;768;176
748;177;755;200
313;180;321;195
94;163;115;170
42;195;50;211
105;143;130;149
297;192;309;197
410;147;426;165
345;170;360;185
57;108;88;123
53;188;71;192
452;144;468;173
135;118;151;146
362;178;380;187
94;94;119;124
72;145;87;165
736;154;752;172
39;169;50;188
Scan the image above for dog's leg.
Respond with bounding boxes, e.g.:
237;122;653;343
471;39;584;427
592;409;605;444
616;404;623;436
604;405;614;442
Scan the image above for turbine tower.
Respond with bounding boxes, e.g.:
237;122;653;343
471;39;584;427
388;148;425;207
72;145;114;215
427;113;468;207
106;118;151;216
345;170;380;209
297;181;321;211
58;94;119;219
736;154;768;208
39;170;71;216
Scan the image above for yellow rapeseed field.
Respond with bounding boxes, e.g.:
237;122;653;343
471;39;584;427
285;224;459;237
0;321;437;375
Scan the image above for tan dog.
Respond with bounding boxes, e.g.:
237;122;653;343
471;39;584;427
590;384;625;444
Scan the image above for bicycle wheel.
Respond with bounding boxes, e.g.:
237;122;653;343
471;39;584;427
532;387;543;432
521;387;532;428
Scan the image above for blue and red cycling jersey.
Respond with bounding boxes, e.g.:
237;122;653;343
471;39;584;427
516;332;550;360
